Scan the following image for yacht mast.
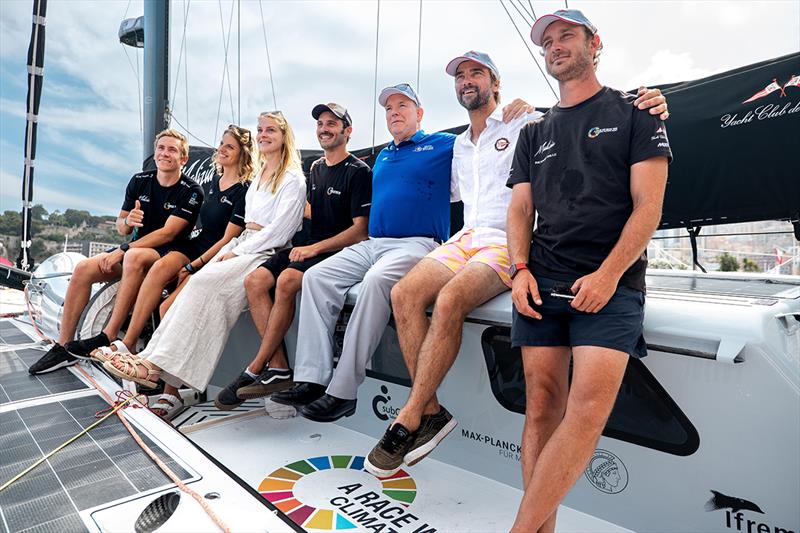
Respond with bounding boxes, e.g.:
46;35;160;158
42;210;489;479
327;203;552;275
142;0;169;161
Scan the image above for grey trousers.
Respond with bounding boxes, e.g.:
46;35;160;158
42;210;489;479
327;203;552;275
293;236;439;399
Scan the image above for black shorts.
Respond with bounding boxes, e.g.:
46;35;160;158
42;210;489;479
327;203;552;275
164;239;207;261
511;275;647;358
258;250;336;277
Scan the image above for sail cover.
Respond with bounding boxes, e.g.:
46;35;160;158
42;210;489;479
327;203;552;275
16;0;47;270
656;52;800;230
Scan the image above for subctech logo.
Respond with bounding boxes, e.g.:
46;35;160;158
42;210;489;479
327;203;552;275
587;126;619;139
372;385;400;421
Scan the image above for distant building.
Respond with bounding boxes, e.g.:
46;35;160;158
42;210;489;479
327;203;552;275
88;242;116;257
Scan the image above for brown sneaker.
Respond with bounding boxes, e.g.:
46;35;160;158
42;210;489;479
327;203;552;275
236;368;294;399
364;423;415;478
403;406;457;466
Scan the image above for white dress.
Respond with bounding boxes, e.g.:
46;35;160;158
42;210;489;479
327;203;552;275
138;167;306;391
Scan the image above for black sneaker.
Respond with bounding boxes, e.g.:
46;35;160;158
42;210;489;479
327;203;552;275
213;371;256;410
65;332;110;360
237;368;294;400
404;407;457;467
28;344;77;375
364;423;415;478
271;382;325;408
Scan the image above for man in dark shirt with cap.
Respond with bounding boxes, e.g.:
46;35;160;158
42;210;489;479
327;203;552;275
506;10;672;532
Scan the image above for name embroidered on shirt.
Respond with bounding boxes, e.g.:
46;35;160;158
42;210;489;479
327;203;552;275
138;195;150;203
587;126;619;139
164;202;177;210
413;145;434;152
326;187;342;196
220;196;233;205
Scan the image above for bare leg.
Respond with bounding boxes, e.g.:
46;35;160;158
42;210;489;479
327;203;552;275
102;248;160;340
159;274;189;318
390;258;453;382
244;267;277;337
394;263;506;431
510;346;628;533
121;251;188;351
247;268;303;373
57;254;121;345
519;346;571;533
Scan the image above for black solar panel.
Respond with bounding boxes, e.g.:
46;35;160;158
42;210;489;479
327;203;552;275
0;395;192;532
0;348;90;405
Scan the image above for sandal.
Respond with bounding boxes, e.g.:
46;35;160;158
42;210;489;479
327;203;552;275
90;340;132;362
151;393;184;421
103;354;160;389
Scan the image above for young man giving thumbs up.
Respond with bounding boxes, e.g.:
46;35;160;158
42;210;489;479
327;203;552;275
29;129;204;374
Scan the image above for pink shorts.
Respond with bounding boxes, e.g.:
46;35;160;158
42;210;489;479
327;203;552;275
426;230;512;287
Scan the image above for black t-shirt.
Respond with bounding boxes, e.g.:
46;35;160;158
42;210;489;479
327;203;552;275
308;154;372;243
507;87;673;292
186;177;247;250
121;170;204;241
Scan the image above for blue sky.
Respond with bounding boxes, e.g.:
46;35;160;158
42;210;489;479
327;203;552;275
1;0;798;216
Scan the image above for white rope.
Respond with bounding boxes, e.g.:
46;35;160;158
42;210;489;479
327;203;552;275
258;0;278;110
371;0;381;154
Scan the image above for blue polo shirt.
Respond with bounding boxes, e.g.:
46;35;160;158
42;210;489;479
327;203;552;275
369;130;455;242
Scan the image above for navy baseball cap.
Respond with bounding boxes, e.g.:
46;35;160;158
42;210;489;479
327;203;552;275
378;83;421;107
445;51;500;78
312;103;352;127
530;9;597;46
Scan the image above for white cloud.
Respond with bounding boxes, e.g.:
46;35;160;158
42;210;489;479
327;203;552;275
1;168;111;214
625;50;713;89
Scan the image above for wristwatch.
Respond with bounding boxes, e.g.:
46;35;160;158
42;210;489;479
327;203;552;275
509;262;528;279
119;242;130;253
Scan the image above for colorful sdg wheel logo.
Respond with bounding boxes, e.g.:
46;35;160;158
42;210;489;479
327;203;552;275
259;455;417;530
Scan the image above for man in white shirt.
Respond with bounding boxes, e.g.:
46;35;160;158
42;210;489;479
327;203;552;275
365;51;668;477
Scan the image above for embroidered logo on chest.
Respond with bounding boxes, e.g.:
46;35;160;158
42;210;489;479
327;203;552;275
587;126;619;139
495;137;510;151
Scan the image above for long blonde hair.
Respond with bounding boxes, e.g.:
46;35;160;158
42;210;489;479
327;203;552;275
212;125;256;183
256;111;301;193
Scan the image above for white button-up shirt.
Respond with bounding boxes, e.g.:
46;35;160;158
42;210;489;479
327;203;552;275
450;107;542;248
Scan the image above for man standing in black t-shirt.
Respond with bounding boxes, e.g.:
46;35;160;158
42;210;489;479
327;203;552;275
29;130;204;374
505;10;672;532
215;103;372;409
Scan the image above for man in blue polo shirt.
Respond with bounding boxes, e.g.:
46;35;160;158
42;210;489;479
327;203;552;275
271;83;457;422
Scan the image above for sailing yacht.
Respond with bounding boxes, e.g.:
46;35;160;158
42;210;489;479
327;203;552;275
1;1;798;532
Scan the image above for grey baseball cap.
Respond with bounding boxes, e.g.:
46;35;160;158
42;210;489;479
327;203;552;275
312;103;352;127
378;83;421;107
530;9;597;46
445;50;500;78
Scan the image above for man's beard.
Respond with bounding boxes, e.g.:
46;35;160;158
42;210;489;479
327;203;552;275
458;86;492;111
547;49;593;82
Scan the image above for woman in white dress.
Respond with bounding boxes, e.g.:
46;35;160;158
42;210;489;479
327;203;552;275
105;111;306;392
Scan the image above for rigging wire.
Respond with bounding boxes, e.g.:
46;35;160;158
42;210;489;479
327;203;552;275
498;0;558;100
258;0;278;110
170;113;214;147
120;45;143;132
184;0;190;128
508;0;533;27
215;0;237;141
416;0;423;93
528;0;537;19
170;0;191;127
371;0;381;154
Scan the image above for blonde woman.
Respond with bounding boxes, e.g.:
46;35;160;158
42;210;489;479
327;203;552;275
105;112;306;396
90;125;256;418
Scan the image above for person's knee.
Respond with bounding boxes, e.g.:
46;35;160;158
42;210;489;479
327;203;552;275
565;385;616;431
123;249;152;272
432;285;470;322
390;277;417;316
147;259;175;284
72;257;97;283
361;269;392;296
276;269;303;298
245;268;274;297
525;383;566;422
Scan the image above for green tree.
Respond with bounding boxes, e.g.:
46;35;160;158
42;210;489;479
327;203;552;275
0;210;22;235
31;204;48;221
63;209;92;227
742;258;761;272
718;252;740;272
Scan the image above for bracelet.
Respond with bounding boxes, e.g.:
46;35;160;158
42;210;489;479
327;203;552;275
184;263;196;274
199;256;206;265
123;216;130;227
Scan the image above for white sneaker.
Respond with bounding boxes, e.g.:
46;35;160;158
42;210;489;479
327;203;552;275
264;398;296;419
